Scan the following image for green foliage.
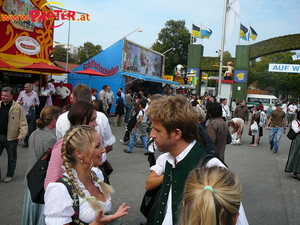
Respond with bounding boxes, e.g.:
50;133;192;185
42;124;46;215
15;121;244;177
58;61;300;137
200;54;235;71
78;42;102;64
249;34;300;60
249;52;300;99
53;45;77;64
152;20;190;74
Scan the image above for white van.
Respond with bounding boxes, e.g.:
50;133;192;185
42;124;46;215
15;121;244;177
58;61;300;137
246;94;280;111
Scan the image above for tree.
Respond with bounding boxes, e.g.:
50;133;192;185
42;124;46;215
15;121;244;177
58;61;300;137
223;51;232;60
53;45;67;62
249;51;300;99
78;42;102;64
151;20;190;75
52;45;78;64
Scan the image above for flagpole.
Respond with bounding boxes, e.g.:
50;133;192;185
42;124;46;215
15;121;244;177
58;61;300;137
238;23;240;45
190;24;193;44
200;23;203;45
217;0;228;101
248;22;250;45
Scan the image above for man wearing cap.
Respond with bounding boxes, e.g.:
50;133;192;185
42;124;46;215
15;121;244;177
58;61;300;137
266;103;286;155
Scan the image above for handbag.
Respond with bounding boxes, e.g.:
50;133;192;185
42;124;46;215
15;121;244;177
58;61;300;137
140;186;161;219
250;121;258;132
287;120;300;140
226;129;232;144
98;160;114;184
287;128;297;140
147;138;157;167
26;147;52;204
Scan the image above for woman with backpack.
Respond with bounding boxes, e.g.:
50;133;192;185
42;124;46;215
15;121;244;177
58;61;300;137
22;106;60;225
124;99;150;155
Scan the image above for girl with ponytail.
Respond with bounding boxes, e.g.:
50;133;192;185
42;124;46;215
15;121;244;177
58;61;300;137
179;166;242;225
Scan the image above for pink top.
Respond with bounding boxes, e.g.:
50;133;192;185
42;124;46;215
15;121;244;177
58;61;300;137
44;138;64;189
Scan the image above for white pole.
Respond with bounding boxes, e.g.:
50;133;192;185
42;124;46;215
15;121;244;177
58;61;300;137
200;23;202;44
238;23;240;45
217;0;228;101
248;22;250;45
66;19;71;71
190;24;193;44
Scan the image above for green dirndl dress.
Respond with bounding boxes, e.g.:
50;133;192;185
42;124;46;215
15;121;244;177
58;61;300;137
285;134;300;174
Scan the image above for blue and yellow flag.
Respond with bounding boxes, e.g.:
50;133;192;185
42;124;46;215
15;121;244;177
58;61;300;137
192;24;200;38
249;26;258;41
239;23;248;40
200;25;212;39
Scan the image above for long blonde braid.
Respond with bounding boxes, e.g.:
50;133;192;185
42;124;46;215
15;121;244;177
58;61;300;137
61;125;114;212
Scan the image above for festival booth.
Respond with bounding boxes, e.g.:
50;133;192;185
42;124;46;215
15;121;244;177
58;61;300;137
68;39;179;113
0;0;73;112
0;0;57;88
216;79;235;107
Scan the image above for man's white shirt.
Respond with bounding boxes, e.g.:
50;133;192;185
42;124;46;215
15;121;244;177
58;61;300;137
56;111;115;148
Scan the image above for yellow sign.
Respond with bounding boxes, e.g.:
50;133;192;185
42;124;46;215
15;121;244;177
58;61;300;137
201;74;208;81
236;72;244;80
163;75;174;81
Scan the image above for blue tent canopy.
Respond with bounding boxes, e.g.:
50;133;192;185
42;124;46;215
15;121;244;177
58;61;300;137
122;71;179;85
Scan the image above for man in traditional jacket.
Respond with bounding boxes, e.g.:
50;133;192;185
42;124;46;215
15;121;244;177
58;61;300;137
144;95;248;225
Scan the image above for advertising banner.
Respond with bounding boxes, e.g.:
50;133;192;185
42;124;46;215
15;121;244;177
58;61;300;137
234;70;247;82
268;63;300;73
0;0;55;60
292;54;300;61
123;40;164;77
163;75;174;81
187;68;198;77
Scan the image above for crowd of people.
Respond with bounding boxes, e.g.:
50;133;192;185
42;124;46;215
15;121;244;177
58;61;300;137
1;80;300;224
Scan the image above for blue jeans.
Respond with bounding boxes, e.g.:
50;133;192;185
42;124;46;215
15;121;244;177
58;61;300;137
0;134;18;177
127;129;148;153
269;127;283;152
124;105;133;123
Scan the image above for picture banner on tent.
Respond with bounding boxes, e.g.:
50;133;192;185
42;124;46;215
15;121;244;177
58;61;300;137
123;40;163;77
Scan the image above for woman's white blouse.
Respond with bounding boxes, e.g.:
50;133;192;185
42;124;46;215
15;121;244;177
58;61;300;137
44;168;111;225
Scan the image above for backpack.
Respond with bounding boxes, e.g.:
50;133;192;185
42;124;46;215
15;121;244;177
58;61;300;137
198;124;228;166
26;148;52;204
259;112;268;127
127;110;144;132
143;152;226;224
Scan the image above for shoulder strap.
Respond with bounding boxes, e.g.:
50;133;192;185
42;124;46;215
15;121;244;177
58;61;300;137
33;131;38;159
56;176;88;225
197;152;228;168
197;154;216;168
222;105;228;114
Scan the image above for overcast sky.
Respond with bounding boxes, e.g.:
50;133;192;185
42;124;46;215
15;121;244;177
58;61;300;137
52;0;300;57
